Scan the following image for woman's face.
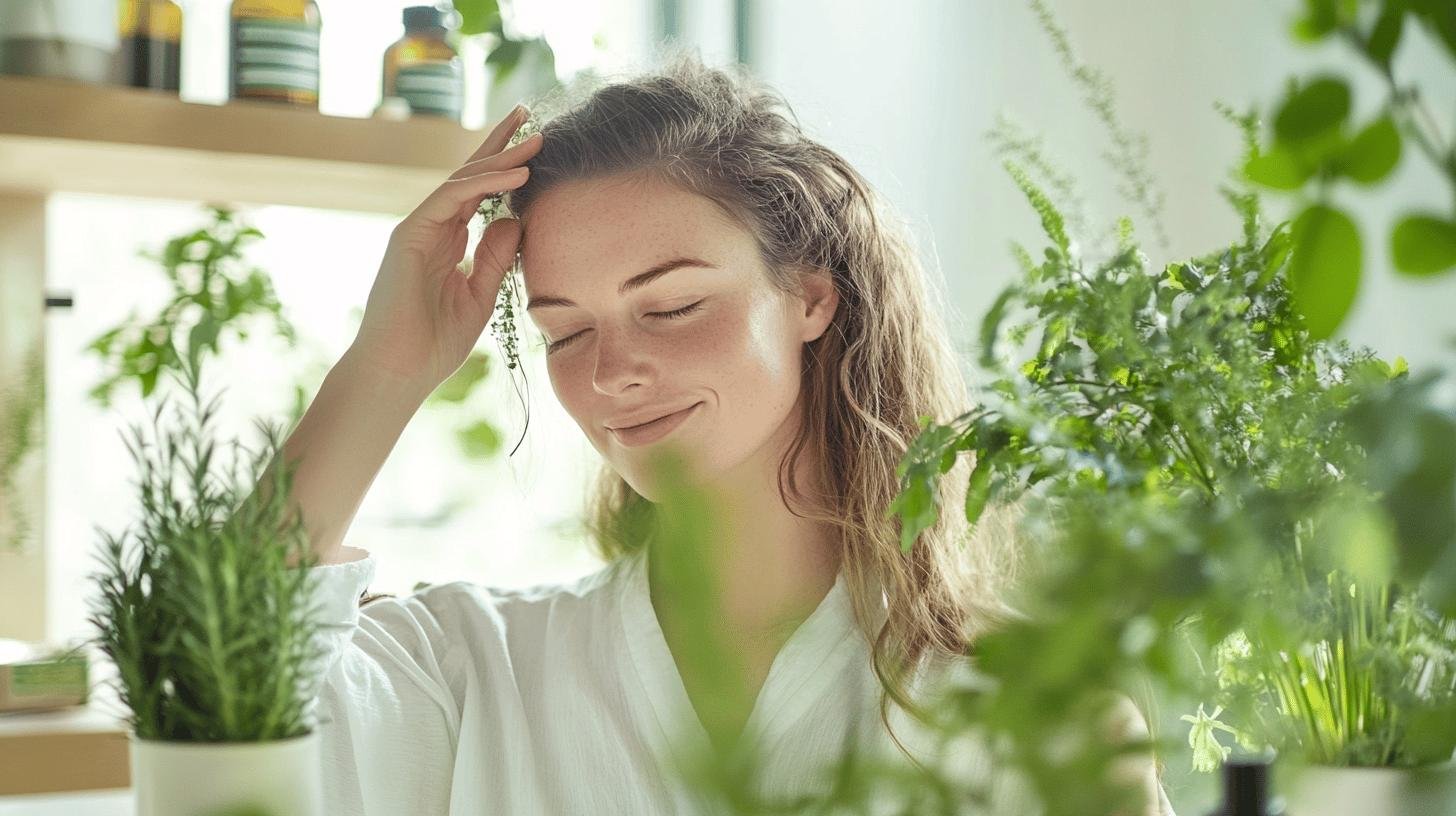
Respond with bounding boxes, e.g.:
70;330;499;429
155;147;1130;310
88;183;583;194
519;172;838;500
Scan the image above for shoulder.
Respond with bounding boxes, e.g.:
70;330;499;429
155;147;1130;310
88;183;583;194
396;551;638;639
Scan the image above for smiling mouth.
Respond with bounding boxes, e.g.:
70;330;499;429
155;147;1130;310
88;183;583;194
619;412;672;430
609;404;695;430
607;402;702;447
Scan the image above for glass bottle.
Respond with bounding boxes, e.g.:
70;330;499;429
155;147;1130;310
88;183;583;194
229;0;321;108
115;0;183;92
381;5;463;122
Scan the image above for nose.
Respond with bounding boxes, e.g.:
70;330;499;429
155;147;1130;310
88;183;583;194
591;325;651;397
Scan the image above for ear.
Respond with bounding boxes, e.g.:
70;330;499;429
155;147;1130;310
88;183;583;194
794;267;840;344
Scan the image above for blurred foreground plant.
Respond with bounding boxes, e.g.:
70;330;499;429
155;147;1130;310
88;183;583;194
884;51;1456;816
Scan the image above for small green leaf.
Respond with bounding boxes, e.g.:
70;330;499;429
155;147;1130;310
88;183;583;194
456;419;502;458
1274;76;1351;146
188;316;221;361
486;38;525;83
979;288;1017;369
939;448;958;474
1289;204;1361;339
1391;213;1456;276
139;363;159;397
431;352;491;403
1256;222;1294;291
1332;115;1401;184
453;0;502;37
964;454;994;532
1292;0;1341;41
888;475;938;554
1410;0;1456;59
1366;4;1406;72
1244;145;1314;190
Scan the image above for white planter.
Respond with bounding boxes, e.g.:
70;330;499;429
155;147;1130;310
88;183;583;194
1285;760;1456;816
129;730;323;816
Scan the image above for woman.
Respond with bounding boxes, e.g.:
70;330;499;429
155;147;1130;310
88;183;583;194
282;49;1175;814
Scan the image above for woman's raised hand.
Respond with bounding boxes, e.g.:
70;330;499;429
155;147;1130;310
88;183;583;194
350;105;544;394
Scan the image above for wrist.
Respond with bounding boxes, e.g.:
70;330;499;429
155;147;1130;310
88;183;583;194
336;345;435;407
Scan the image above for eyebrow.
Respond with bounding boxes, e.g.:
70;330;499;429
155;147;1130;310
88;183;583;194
526;257;717;311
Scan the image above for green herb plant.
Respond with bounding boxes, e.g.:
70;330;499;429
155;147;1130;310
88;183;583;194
872;4;1456;813
83;205;298;408
884;116;1455;814
87;347;327;742
470;111;541;456
478;106;539;374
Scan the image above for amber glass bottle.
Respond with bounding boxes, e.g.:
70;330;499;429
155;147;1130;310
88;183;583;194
382;6;463;122
115;0;183;92
229;0;322;108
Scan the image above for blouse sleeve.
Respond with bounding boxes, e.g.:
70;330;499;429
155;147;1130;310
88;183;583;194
300;546;464;816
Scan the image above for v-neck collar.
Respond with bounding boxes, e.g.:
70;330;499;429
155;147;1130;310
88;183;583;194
617;546;859;779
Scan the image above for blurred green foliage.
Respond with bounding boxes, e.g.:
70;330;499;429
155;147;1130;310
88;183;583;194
449;0;558;107
1244;0;1456;337
83;206;297;410
881;26;1456;816
0;342;43;552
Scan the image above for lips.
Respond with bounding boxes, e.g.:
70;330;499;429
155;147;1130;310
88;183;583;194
605;402;703;448
605;403;700;431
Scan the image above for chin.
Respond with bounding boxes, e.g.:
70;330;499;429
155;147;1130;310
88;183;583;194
619;444;703;502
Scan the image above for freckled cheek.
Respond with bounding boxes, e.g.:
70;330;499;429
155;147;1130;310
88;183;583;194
546;353;595;428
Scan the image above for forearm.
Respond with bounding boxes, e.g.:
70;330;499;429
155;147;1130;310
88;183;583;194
254;346;431;567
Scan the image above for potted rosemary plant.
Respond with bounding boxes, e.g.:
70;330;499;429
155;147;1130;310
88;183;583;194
87;344;328;816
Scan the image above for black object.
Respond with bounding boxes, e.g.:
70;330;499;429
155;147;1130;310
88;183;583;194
1208;759;1285;816
402;5;452;31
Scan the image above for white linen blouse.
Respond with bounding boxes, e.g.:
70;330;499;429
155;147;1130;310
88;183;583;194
302;545;1175;815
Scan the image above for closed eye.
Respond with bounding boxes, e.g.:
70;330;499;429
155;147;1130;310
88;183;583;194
543;299;706;355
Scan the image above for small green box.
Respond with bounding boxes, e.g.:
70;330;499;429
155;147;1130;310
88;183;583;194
0;645;90;713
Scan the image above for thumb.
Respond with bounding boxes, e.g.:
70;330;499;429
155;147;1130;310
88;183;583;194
466;217;522;304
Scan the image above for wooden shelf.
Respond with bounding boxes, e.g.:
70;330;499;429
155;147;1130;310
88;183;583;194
0;655;129;797
0;74;493;214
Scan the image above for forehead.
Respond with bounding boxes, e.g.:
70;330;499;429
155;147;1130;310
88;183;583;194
519;173;754;292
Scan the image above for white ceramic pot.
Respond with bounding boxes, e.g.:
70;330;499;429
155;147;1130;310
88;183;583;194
1285;760;1456;816
129;730;323;816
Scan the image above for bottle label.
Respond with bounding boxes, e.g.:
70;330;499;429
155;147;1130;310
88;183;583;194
235;18;320;96
396;61;462;119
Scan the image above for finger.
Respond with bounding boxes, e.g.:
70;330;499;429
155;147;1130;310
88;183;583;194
464;104;530;165
415;167;529;225
448;131;544;181
466;217;522;303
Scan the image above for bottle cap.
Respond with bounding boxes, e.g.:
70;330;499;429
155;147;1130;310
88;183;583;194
402;5;456;32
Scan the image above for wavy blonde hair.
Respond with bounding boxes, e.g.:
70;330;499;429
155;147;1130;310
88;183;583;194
505;45;1021;763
